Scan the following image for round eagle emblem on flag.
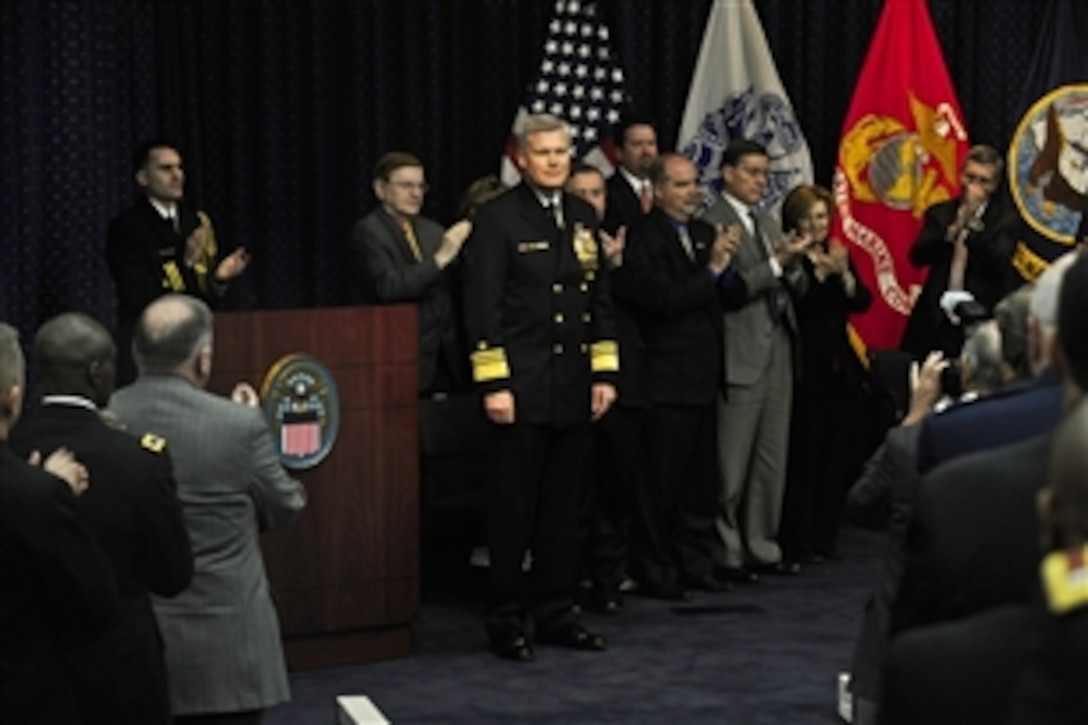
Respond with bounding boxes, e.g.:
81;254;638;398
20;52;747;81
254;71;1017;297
259;353;340;470
1009;83;1088;245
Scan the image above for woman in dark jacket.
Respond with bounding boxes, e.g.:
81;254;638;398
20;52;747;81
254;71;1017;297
779;184;872;566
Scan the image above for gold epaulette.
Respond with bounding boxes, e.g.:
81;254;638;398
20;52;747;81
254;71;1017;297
140;433;167;454
590;340;619;373
471;342;511;383
1042;546;1088;614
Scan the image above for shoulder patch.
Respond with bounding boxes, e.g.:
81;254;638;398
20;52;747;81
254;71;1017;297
140;433;167;454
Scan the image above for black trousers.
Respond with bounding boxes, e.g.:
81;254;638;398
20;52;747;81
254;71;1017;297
633;401;719;588
781;372;853;560
483;420;590;640
579;403;646;594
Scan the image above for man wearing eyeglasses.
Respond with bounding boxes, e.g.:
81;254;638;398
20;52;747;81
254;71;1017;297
701;139;812;583
347;151;472;395
900;145;1019;358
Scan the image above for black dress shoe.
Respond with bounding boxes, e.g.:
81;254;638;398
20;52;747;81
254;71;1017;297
491;633;534;662
716;566;760;584
753;561;802;576
536;623;607;651
681;572;733;593
640;581;694;601
584;594;624;615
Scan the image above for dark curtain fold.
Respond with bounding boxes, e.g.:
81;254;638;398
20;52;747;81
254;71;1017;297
0;0;1046;344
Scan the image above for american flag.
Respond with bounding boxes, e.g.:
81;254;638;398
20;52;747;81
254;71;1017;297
500;0;631;186
281;411;321;458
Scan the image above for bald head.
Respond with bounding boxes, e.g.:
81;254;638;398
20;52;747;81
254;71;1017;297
34;313;117;406
132;295;213;382
1045;398;1088;547
0;323;25;431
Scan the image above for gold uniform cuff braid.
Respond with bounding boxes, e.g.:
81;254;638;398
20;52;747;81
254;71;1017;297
162;260;186;291
471;346;511;383
590;340;619;373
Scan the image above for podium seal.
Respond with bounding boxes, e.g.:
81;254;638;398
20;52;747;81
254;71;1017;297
260;353;340;470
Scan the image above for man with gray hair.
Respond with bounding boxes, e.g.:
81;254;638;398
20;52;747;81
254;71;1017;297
0;322;119;724
914;252;1074;475
110;294;307;723
462;113;618;661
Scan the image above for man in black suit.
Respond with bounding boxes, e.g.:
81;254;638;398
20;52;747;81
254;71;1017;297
566;162;637;613
0;322;119;724
611;152;745;598
462;113;618;661
346;151;473;395
603;116;659;236
9;313;193;725
106;139;250;385
900;144;1018;358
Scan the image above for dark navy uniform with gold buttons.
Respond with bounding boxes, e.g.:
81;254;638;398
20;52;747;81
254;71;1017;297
462;182;618;646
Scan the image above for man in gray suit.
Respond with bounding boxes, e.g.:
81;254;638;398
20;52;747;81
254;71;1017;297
110;294;307;724
346;151;472;395
701;139;811;580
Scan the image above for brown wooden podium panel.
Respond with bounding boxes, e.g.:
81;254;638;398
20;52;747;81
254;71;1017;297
209;306;419;668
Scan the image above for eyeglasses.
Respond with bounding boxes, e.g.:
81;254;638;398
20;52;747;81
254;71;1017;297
388;180;429;193
737;165;769;179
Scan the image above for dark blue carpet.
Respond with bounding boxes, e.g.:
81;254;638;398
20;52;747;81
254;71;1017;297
265;527;881;724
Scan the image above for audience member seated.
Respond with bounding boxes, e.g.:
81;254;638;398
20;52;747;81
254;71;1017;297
881;394;1088;724
889;251;1088;641
914;252;1075;475
844;320;1004;724
0;322;118;724
9;313;192;725
109;294;307;723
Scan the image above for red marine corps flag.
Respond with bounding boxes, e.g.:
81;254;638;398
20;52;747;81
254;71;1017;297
833;0;969;353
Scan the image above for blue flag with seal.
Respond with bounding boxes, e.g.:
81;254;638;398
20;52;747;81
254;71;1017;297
678;0;812;215
1006;0;1088;281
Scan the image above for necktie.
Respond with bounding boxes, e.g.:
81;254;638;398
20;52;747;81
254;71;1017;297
402;221;423;262
639;181;653;214
751;211;788;323
168;211;179;234
546;199;564;231
678;225;695;260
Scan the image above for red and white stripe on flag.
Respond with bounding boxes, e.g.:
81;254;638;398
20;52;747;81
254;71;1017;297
282;421;321;458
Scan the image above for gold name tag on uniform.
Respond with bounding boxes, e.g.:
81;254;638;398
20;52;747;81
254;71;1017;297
517;240;550;253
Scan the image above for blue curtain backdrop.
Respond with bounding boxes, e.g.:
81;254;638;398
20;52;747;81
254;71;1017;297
0;0;1045;347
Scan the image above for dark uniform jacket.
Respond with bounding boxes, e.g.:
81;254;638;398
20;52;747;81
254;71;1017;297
900;197;1017;356
346;208;466;393
612;208;746;406
10;403;193;725
105;198;237;382
462;183;619;426
603;172;652;408
0;442;118;725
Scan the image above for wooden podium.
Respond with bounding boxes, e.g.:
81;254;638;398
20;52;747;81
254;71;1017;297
209;306;419;669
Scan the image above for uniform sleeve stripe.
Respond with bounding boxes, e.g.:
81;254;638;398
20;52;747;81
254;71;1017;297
471;347;511;383
590;340;619;373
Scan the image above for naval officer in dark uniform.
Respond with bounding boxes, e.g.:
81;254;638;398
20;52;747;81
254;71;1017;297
462;113;619;662
9;312;193;724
